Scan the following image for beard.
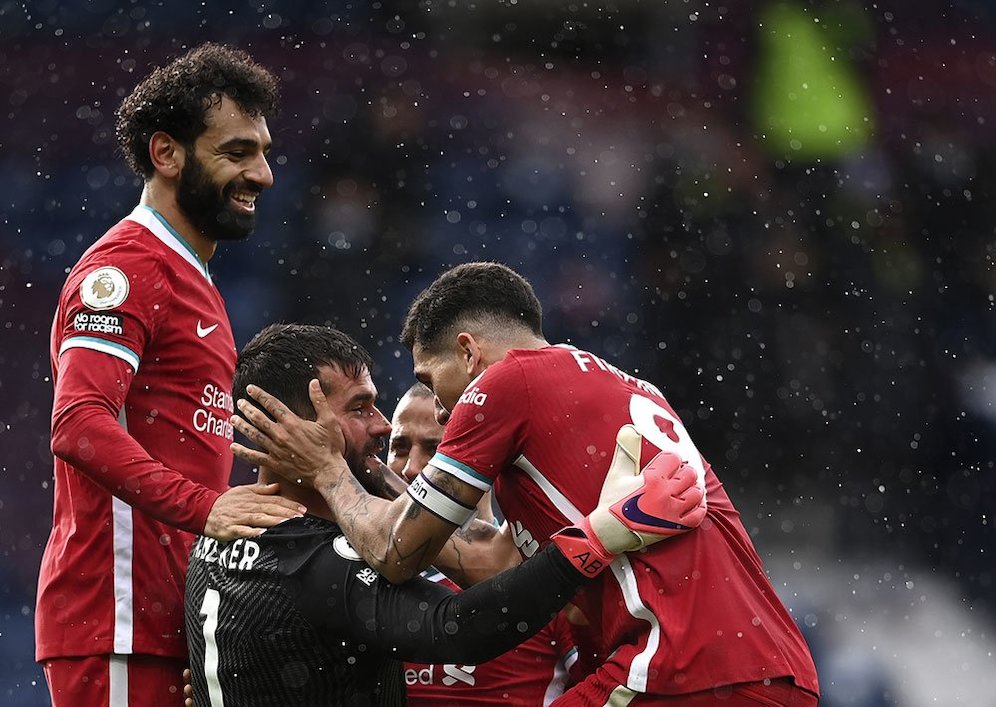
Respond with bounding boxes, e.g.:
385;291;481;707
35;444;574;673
345;438;386;481
176;153;258;242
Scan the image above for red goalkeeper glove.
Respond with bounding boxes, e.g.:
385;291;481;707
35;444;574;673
551;425;707;578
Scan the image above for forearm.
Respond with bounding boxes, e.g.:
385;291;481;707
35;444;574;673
356;459;406;501
316;465;458;583
392;544;585;664
315;464;412;579
433;520;522;588
52;401;219;533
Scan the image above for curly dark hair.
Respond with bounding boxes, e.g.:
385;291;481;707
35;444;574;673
115;42;280;178
400;262;544;353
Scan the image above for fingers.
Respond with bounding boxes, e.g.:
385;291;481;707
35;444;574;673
246;384;294;421
223;525;265;540
182;668;193;705
642;450;683;477
233;402;276;441
247;483;308;511
257;499;308;516
248;482;282;495
615;424;642;464
246;510;301;527
666;464;697;494
308;378;333;422
364;455;392;474
221;485;308;514
607;424;643;478
231;413;273;453
231;441;272;467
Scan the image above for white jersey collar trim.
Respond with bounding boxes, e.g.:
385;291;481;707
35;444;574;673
125;204;212;282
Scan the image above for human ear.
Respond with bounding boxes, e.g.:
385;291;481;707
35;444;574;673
456;332;482;376
149;131;184;179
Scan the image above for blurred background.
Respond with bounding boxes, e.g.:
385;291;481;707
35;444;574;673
1;0;994;704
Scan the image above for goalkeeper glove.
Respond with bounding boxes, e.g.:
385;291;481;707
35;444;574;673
551;424;707;578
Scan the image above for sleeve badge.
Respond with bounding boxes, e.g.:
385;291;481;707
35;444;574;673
80;266;130;310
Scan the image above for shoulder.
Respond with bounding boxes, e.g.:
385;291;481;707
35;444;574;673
265;517;372;575
476;346;578;392
76;217;165;266
506;346;577;376
261;515;341;546
67;220;169;299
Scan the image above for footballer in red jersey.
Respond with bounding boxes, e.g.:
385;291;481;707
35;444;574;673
403;569;579;707
389;384;580;706
232;262;819;705
36;45;303;707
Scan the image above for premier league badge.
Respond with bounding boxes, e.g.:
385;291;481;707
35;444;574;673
80;266;130;310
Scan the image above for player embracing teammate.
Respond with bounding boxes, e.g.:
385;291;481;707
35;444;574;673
234;262;820;705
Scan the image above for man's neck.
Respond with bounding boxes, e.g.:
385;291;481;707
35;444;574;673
140;181;217;263
259;469;333;522
480;333;550;367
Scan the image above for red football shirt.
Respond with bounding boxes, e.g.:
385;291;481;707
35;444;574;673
36;204;235;660
404;570;578;706
432;345;819;698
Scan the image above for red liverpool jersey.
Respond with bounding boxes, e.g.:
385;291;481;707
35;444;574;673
404;570;578;706
36;204;235;661
432;345;819;698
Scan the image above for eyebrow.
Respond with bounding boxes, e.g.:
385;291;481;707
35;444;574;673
346;392;376;408
217;137;271;153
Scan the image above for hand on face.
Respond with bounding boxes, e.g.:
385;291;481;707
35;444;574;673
231;379;348;487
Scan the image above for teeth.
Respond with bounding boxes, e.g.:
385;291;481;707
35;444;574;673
232;192;257;205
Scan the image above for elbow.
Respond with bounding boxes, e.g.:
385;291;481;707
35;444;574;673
352;538;417;584
376;561;419;585
50;403;104;467
50;417;77;464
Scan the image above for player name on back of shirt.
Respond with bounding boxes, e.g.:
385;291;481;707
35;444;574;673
565;346;664;398
192;536;261;572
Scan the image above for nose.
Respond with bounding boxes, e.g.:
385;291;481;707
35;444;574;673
401;459;420;483
434;397;450;426
405;446;433;481
247;153;274;190
370;407;392;436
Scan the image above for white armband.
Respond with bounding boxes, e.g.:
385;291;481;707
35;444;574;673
407;472;476;526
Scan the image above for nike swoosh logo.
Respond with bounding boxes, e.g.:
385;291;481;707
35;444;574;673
620;493;691;530
196;321;219;338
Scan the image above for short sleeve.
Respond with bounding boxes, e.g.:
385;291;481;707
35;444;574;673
431;356;530;490
57;250;172;373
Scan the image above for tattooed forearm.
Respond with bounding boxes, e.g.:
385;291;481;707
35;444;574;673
390;535;436;566
453;519;499;544
404;503;423;521
430;470;467;497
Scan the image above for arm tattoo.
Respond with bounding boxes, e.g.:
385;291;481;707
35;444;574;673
430;471;467;497
452;520;498;544
404;503;423;521
389;534;435;567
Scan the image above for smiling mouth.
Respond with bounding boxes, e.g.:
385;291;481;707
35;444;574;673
230;190;258;213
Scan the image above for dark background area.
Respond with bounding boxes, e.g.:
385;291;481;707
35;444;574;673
1;1;994;704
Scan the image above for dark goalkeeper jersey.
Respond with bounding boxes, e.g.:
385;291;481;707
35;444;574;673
185;514;587;706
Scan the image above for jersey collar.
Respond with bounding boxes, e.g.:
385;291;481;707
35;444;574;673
126;204;212;282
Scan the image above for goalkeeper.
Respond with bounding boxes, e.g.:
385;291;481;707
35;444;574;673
233;263;820;705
